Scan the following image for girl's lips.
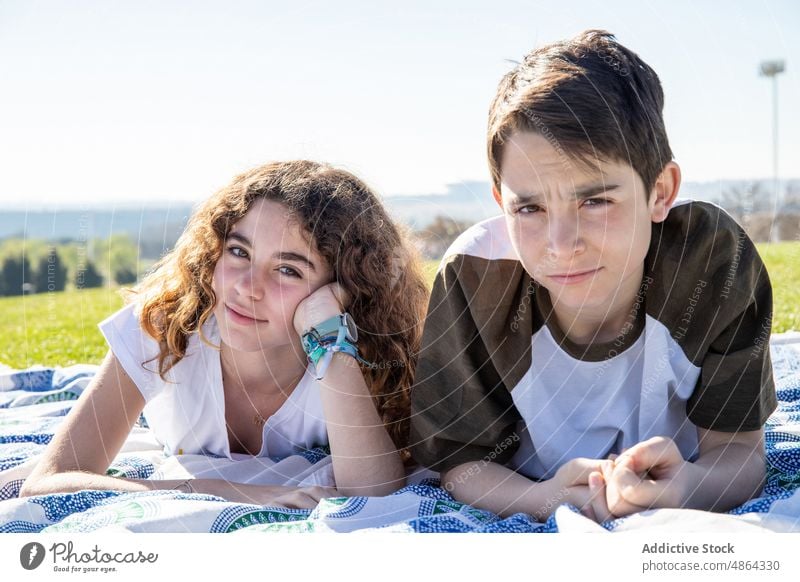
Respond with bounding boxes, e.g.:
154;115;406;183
226;304;267;325
547;267;602;285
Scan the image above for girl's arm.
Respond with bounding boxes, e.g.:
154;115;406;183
19;350;334;508
294;283;406;497
20;349;149;497
317;352;405;497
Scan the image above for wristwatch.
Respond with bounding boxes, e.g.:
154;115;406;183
305;313;358;343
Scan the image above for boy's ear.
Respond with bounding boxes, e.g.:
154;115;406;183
649;162;681;223
492;185;503;208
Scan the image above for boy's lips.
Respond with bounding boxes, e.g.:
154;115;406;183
225;304;268;324
547;267;602;285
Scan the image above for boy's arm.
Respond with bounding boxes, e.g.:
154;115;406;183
684;427;766;510
409;254;523;473
442;458;613;521
604;429;765;515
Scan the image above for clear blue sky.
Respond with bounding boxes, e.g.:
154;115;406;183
1;0;797;208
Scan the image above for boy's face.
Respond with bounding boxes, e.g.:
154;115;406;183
498;131;666;331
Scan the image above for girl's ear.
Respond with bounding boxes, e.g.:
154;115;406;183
649;162;681;223
492;185;503;207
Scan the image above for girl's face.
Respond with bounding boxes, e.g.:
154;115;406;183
211;198;332;353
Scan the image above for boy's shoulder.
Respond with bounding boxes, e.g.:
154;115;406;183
441;214;516;265
645;197;770;362
651;199;749;252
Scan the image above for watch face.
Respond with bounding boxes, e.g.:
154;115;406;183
343;313;358;342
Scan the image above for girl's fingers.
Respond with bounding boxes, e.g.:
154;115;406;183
328;283;351;311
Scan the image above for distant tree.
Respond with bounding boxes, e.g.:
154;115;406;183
415;215;474;259
720;182;771;226
34;247;68;293
114;266;138;285
0;255;31;296
75;260;103;289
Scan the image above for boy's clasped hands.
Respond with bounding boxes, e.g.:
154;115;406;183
554;436;699;523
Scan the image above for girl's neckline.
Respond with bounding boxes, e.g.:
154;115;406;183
206;312;312;459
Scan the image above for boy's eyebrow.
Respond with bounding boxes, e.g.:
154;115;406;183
512;183;620;203
226;232;317;272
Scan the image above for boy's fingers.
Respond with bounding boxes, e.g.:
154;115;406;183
561;457;605;486
616;437;680;474
588;472;612;523
611;463;669;508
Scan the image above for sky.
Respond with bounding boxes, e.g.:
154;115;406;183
1;0;798;208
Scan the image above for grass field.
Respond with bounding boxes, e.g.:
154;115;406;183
0;242;797;369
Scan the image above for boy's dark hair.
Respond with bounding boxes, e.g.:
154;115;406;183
487;29;673;197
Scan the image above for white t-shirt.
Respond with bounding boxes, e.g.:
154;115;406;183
98;303;328;460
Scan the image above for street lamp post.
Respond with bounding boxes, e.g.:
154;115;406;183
760;59;785;242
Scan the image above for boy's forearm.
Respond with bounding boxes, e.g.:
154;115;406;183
442;461;564;521
683;444;766;512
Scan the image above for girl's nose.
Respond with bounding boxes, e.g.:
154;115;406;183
234;268;265;301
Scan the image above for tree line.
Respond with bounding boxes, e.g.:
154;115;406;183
0;236;142;297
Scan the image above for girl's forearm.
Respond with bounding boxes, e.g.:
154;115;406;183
19;471;296;503
317;353;405;497
19;471;194;497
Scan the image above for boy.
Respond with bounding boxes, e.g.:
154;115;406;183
409;30;776;523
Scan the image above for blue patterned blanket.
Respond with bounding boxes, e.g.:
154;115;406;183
1;334;799;533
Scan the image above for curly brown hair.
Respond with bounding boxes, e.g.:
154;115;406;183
127;160;429;455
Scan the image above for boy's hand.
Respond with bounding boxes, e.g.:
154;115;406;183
293;282;351;337
551;457;615;523
605;436;694;516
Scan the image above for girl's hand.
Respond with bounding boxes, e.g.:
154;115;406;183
203;481;339;509
293;282;351;337
268;486;340;509
604;436;691;515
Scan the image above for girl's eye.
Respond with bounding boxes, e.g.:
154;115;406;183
228;246;249;258
278;266;301;278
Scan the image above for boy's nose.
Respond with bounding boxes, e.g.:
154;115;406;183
546;212;585;257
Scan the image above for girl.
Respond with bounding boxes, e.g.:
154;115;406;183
20;160;429;508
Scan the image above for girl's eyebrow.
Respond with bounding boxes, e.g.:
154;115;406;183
226;232;316;272
274;251;316;272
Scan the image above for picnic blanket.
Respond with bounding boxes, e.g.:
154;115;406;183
1;333;799;533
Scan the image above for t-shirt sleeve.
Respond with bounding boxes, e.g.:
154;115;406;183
687;228;778;432
97;303;162;403
409;257;522;473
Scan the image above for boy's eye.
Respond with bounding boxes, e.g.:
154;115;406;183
278;266;301;278
518;204;542;214
228;246;249;258
583;198;611;208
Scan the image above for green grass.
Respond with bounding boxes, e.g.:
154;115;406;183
0;243;797;368
756;241;800;334
0;287;124;368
